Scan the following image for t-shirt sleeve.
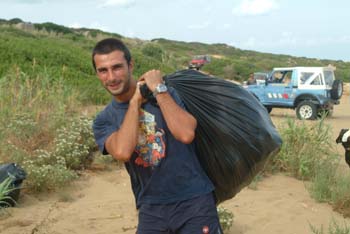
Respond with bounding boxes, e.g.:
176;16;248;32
92;111;116;155
168;87;186;109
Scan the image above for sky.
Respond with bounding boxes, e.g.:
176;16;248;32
1;0;350;62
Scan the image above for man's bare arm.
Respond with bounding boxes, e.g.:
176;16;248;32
156;92;197;144
105;85;142;161
141;70;197;144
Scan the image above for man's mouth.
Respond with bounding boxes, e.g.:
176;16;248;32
108;81;121;89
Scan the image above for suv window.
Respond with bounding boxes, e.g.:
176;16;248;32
324;70;334;87
300;71;324;86
310;74;323;85
300;72;314;85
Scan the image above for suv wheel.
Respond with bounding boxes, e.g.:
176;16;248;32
296;101;317;120
330;80;343;100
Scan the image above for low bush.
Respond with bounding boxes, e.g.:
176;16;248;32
217;206;234;232
4;116;95;192
53;117;96;170
0;68;96;192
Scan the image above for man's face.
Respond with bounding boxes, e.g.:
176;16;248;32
94;50;133;97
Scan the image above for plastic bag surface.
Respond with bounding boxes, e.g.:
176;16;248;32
164;69;282;204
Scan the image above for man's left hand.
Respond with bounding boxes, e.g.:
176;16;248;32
139;69;163;92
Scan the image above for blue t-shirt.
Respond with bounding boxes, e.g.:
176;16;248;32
93;87;214;207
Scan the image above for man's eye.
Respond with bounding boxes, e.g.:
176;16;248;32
113;64;124;70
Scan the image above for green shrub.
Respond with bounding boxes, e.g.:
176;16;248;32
8;18;23;24
309;162;338;202
331;174;350;210
217;206;234;232
53;117;96;170
34;22;74;35
23;161;77;192
10;116;95;192
311;171;350;217
271;118;337;180
131;51;174;77
4;113;44;153
141;43;165;61
0;68;96;192
1;117;95;192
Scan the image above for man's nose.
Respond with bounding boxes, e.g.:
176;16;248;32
107;69;115;80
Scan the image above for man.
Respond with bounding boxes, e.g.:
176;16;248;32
92;38;222;234
246;73;255;85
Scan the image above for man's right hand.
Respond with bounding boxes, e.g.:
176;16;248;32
130;81;145;107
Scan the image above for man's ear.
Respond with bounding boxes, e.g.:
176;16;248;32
128;60;134;72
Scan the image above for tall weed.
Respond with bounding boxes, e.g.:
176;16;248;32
0;68;96;191
271;118;338;180
271;118;350;217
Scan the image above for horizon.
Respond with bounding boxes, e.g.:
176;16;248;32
0;0;350;62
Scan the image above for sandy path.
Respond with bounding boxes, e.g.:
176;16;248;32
0;95;349;234
0;168;139;234
226;175;348;234
1;168;349;234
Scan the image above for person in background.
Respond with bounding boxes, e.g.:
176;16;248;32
92;38;223;234
247;73;256;85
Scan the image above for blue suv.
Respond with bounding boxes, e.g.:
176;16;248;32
244;67;343;120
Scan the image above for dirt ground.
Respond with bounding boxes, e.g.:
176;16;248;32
0;94;349;234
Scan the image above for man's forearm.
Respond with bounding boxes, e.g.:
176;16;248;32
105;100;140;161
156;92;196;144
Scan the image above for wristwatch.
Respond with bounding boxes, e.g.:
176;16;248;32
153;83;168;97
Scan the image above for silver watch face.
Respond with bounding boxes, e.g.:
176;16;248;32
157;84;167;93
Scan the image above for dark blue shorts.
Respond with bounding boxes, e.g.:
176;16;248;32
137;193;223;234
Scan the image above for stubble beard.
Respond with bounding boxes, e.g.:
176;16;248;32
106;71;131;97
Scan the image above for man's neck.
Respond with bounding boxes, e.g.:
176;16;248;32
114;79;137;103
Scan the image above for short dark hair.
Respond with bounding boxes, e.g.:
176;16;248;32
92;38;132;71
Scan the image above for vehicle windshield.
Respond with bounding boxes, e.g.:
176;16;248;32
192;55;210;61
269;70;292;84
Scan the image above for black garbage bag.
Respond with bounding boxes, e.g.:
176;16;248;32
162;69;282;204
0;163;27;207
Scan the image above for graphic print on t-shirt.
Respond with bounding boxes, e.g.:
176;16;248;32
135;109;166;167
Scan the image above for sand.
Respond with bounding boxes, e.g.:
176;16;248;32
0;95;349;234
